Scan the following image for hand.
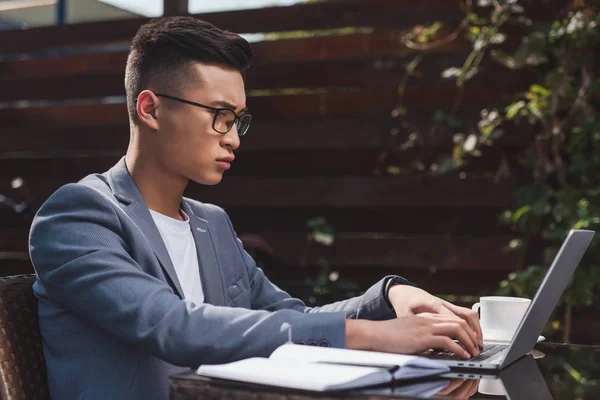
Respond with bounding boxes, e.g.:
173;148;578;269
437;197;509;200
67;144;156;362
435;378;479;398
388;285;483;348
346;313;481;358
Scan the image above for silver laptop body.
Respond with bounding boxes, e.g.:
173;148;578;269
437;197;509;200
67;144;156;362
442;354;553;400
432;229;594;370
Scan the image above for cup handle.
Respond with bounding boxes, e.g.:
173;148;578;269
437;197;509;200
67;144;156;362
472;302;481;315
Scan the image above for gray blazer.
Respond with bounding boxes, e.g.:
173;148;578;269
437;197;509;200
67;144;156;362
29;157;404;400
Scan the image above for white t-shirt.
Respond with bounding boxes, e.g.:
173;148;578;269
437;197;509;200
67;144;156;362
149;209;205;305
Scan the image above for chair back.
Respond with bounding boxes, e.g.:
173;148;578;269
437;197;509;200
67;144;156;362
0;274;50;400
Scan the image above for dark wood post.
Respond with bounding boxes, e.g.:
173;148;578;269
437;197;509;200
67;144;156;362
163;0;188;16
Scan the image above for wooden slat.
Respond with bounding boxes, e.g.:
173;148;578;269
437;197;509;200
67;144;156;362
0;31;464;81
164;0;188;16
0;230;523;272
0;258;33;278
0;118;386;155
0;88;514;130
571;309;600;345
249;233;522;271
0;0;464;54
0;233;520;292
0;112;532;160
0;156;513;210
0;205;513;254
227;207;510;235
0;52;533;103
258;264;511;297
190;176;513;208
0;251;505;296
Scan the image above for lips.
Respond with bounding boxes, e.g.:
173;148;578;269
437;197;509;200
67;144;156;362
216;156;234;170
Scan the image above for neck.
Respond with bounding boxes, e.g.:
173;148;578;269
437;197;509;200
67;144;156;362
125;142;188;221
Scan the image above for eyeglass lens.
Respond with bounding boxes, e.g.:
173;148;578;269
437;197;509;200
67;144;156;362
214;110;251;136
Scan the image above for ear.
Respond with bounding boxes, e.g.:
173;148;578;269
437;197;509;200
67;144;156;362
136;90;160;131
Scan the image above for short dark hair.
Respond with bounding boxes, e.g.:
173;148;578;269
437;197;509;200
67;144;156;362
125;16;253;122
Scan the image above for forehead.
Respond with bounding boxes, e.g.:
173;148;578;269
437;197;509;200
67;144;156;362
187;63;246;109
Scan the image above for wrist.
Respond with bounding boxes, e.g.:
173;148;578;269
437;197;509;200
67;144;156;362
345;319;375;351
383;276;417;311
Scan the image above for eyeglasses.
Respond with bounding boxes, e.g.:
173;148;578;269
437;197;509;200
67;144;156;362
154;93;251;136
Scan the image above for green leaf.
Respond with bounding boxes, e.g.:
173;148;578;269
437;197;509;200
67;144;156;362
506;101;526;119
432;109;445;125
512;205;532;223
529;84;550;97
441;67;463;79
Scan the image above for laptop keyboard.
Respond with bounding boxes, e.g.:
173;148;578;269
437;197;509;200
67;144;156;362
470;343;507;361
425;343;507;361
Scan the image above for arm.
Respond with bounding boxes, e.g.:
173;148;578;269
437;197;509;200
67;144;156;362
30;184;346;367
224;213;415;321
222;212;483;357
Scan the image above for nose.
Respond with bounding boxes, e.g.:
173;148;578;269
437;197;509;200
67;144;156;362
222;125;240;150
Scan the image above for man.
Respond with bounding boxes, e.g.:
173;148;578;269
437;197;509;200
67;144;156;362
29;17;483;400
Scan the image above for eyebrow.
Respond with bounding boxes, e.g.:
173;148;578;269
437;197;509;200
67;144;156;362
212;100;248;114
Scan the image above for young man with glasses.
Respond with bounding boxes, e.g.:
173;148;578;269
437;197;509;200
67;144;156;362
29;17;482;400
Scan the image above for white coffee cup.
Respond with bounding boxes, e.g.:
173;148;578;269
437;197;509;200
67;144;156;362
478;377;506;396
471;296;531;342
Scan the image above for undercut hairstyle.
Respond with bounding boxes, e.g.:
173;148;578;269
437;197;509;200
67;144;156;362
125;16;253;122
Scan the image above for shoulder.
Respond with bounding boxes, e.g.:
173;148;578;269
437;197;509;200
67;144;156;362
41;173;116;210
32;175;121;235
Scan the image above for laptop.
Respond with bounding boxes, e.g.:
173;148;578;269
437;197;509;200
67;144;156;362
442;354;553;399
428;229;594;371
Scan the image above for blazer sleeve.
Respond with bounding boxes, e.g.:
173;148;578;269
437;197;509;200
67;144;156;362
29;183;346;368
223;212;416;321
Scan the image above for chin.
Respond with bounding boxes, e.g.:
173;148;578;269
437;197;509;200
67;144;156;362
192;173;223;186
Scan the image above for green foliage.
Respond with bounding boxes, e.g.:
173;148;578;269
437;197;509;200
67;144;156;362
396;0;600;341
247;217;361;306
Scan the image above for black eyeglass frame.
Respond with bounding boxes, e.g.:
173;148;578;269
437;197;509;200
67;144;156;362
154;93;251;136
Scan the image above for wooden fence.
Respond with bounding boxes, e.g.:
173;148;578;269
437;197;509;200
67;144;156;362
2;0;595;342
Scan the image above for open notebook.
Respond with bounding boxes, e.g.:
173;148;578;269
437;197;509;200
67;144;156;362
197;343;450;392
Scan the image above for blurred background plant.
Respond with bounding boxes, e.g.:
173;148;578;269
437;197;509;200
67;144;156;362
245;216;362;306
391;0;600;342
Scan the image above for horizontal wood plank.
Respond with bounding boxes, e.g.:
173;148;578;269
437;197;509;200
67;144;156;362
0;111;533;157
248;232;522;271
0;87;516;131
0;205;512;254
0;118;386;155
0;52;532;103
0;251;505;296
189;176;513;208
227;207;511;235
0;31;465;81
1;177;513;223
0;0;464;54
0;232;522;288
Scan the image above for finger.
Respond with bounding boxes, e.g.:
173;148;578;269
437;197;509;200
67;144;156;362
466;379;480;397
449;378;479;399
426;302;480;348
429;336;471;359
444;302;484;348
433;322;479;357
419;313;479;352
435;378;465;396
444;305;481;351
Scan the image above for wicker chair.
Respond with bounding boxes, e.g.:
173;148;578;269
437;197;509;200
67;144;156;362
0;274;50;400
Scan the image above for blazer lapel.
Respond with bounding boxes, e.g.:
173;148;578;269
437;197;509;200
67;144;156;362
106;158;185;299
181;201;226;306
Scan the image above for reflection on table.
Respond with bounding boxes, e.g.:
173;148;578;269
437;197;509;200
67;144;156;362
170;342;600;400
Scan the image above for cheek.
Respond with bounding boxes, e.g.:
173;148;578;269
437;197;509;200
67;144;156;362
163;114;210;153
